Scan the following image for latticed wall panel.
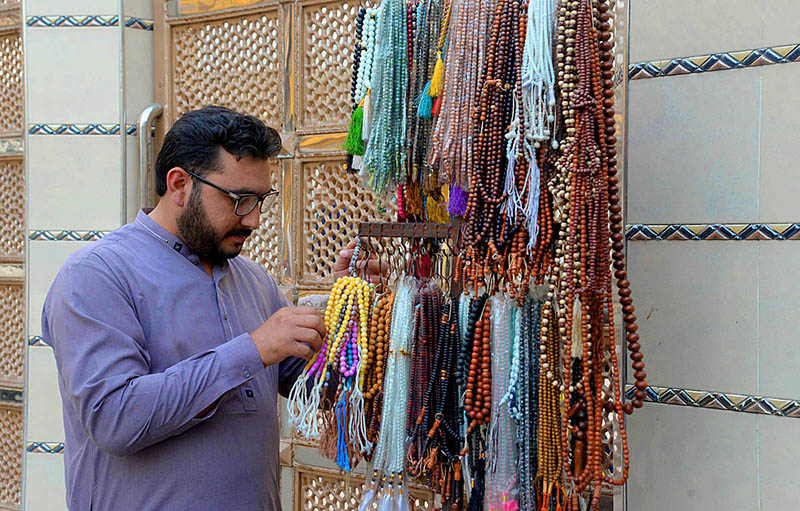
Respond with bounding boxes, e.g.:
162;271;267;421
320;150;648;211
241;159;283;277
0;282;23;390
170;8;283;129
296;466;434;511
0;9;18;29
0;159;23;262
297;0;362;133
297;158;394;287
0;403;22;509
0;30;23;136
179;0;263;15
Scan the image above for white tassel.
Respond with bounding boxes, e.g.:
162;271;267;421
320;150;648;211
394;487;410;511
348;384;371;454
297;372;325;439
502;92;524;224
286;364;313;430
524;156;542;253
359;488;376;511
362;92;372;142
377;490;393;511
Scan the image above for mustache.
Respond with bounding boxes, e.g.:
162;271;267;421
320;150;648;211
227;229;253;238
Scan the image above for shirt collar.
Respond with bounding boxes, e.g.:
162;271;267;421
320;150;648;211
134;209;203;266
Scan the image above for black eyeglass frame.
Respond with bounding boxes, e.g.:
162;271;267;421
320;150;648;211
183;169;279;216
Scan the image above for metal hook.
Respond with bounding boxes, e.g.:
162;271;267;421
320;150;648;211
360;236;374;282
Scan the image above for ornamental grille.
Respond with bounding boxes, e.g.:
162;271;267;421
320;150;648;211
241;159;283;277
299;158;394;287
171;10;283;129
0;159;24;261
0;283;23;387
0;31;23;136
298;0;363;132
296;466;434;511
0;403;22;509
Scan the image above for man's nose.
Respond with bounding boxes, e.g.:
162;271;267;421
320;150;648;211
240;206;261;229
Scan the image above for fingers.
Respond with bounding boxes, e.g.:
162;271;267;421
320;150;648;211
278;306;326;340
294;314;326;340
288;305;322;316
291;341;315;361
351;258;389;277
293;326;324;351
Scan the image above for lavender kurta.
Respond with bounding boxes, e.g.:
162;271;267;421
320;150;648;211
42;210;304;511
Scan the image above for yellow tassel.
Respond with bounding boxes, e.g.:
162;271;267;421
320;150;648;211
429;54;444;97
426;195;451;224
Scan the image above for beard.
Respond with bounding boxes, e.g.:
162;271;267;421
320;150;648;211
176;187;252;266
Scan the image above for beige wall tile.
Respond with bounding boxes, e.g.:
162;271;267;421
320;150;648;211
759;64;800;223
25;27;119;124
764;0;800;47
26;0;118;16
28;135;121;231
26;348;64;443
124;28;155;126
627;69;761;225
123;0;154;19
758;242;800;398
629;0;763;63
28;241;90;337
24;453;67;511
627;241;758;394
758;415;800;510
627;405;757;511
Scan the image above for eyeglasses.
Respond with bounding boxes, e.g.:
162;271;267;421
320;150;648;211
184;169;280;216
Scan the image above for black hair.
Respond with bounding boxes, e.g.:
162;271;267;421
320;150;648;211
154;105;281;196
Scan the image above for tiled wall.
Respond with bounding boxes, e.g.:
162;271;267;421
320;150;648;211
22;0;154;508
624;1;800;509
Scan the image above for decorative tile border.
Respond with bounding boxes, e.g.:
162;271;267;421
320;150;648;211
629;43;800;80
626;223;800;241
124;17;155;30
625;385;800;418
26;15;154;31
0;263;24;279
29;230;109;242
28;124;137;135
28;336;49;347
0;138;24;156
0;388;23;404
26;442;65;454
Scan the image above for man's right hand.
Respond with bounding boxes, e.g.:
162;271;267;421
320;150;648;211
250;306;326;367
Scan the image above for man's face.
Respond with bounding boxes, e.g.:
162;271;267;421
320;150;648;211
176;149;272;265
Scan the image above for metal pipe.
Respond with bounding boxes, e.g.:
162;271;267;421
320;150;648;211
137;103;163;210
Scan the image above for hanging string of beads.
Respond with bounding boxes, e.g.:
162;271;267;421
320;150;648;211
363;0;409;194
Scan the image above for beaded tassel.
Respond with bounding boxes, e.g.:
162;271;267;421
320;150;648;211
361;275;418;510
486;295;517;510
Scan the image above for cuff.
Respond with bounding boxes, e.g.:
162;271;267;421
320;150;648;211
216;333;264;386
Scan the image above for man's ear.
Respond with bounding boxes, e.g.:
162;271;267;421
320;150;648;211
165;167;191;208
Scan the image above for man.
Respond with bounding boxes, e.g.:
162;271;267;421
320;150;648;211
42;106;380;510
